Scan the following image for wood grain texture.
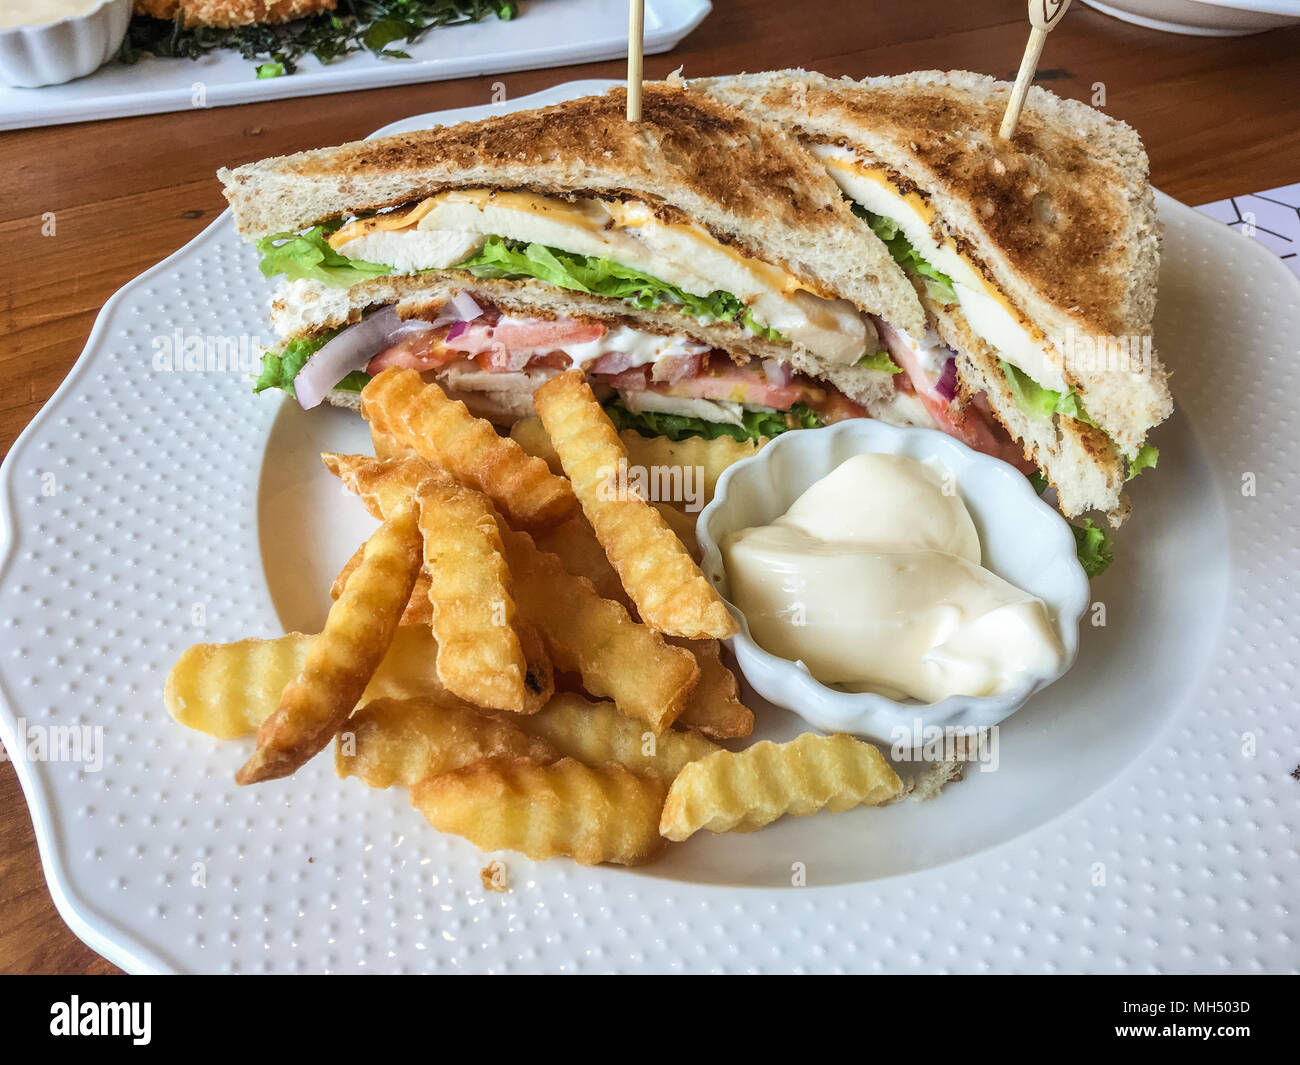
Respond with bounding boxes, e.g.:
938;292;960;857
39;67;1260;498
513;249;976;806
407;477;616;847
1;0;1297;973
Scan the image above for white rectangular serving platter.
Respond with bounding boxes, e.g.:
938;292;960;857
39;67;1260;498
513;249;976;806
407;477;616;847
0;0;710;131
1;81;1298;974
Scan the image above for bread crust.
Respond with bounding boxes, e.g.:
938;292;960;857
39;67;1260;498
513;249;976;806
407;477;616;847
930;287;1129;524
218;83;926;337
693;69;1172;457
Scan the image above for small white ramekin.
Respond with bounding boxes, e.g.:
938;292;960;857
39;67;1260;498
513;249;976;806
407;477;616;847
0;0;131;88
697;420;1091;743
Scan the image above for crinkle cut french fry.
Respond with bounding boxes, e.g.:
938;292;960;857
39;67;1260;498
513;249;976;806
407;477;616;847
417;479;537;713
166;626;453;739
331;542;434;626
498;524;698;734
513;692;718;782
513;618;555;711
334;548;551;702
371;424;416;459
668;638;755;739
533;371;735;638
336;697;558;789
534;515;630;607
508;416;562;476
234;500;423;784
659;733;904;841
166;634;316;739
510;415;764;509
410;757;668;866
652;501;700;562
614;430;764;508
323;451;680;727
322;452;446;522
361;368;576;532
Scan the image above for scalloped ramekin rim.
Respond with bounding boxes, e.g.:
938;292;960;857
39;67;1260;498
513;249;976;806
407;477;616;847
697;419;1092;738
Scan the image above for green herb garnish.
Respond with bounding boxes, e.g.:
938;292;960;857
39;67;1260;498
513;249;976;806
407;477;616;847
119;1;518;77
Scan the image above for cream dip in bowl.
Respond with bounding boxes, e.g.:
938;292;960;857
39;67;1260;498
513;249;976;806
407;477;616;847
697;419;1090;743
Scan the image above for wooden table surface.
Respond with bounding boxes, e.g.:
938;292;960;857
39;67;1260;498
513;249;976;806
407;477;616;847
2;0;1298;975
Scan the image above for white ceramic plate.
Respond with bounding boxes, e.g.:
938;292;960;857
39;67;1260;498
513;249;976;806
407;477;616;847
2;81;1298;974
1080;0;1299;35
0;0;710;131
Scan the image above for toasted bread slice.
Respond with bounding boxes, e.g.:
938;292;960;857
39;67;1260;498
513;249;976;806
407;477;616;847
925;289;1129;523
693;69;1172;459
219;82;925;339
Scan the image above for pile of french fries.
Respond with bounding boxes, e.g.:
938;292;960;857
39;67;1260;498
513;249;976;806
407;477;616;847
164;367;905;867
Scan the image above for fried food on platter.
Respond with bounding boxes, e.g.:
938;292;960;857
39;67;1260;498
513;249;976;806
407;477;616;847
322;452;448;521
166;634;316;739
660;732;904;841
614;430;766;508
510;415;765;508
410;757;668;866
668;638;755;739
323;450;696;731
345;574;550;712
361;368;576;532
532;371;735;639
499;524;698;734
416;479;542;713
235;501;423;784
132;0;336;28
331;544;434;626
335;697;558;790
533;515;629;607
652;500;700;561
370;423;416;459
166;626;455;739
510;692;719;782
508;416;562;475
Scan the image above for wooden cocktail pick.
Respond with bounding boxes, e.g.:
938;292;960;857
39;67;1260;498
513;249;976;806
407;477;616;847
627;0;645;122
1000;0;1073;139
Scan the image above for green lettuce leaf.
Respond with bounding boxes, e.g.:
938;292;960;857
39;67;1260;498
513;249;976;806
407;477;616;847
1072;518;1114;579
252;329;372;399
1127;443;1159;480
460;236;786;341
852;206;958;304
604;398;819;444
998;358;1099;429
255;224;392;287
856;349;903;374
1028;471;1115;578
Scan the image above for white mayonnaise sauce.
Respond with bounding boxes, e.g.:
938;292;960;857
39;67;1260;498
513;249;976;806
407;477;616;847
722;453;1065;701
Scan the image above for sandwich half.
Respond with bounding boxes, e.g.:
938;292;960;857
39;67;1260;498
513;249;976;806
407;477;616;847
694;69;1172;527
219;83;939;442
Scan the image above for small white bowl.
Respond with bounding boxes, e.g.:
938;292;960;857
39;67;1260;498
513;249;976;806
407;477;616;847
697;420;1091;743
0;0;131;88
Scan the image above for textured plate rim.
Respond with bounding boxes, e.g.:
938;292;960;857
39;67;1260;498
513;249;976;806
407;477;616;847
2;84;1297;974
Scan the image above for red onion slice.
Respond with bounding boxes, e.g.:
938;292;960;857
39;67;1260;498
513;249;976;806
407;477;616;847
934;357;958;402
761;358;794;387
423;291;486;329
292;294;489;409
293;308;401;410
446;290;483;322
